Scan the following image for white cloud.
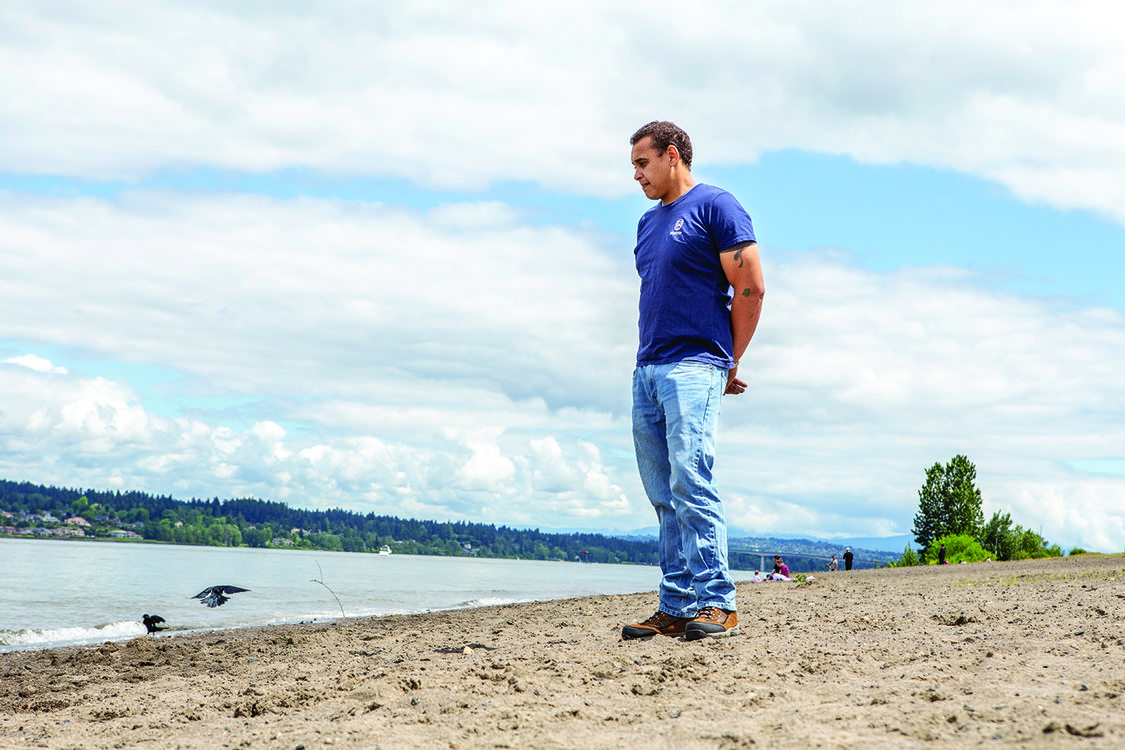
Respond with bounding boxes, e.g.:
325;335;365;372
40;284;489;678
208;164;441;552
0;191;636;413
3;354;67;374
3;2;1125;220
0;354;637;524
454;429;517;493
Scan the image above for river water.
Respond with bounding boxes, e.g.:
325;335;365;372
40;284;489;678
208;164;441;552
0;538;752;652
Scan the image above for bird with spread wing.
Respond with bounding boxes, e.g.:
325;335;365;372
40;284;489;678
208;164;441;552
192;585;250;608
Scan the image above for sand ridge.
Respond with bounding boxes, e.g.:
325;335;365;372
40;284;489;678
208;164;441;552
2;555;1123;748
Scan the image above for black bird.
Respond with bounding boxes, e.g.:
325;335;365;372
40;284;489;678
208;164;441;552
192;585;250;608
142;614;167;634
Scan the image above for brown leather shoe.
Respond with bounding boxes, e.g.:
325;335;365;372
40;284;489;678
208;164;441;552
684;606;739;640
622;610;691;640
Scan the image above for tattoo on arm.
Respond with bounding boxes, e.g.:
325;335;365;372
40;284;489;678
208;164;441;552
741;288;752;297
732;246;745;267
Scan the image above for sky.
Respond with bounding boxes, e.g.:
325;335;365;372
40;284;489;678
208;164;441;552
2;1;1123;552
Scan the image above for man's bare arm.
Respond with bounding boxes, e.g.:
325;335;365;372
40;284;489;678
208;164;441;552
719;241;765;395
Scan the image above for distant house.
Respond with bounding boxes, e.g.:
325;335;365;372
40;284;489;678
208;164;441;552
66;517;92;527
107;529;142;539
272;536;294;546
41;513;60;523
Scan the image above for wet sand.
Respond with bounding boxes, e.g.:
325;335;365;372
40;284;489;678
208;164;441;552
2;554;1123;748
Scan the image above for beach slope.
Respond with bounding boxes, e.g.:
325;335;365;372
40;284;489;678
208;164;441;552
2;555;1123;748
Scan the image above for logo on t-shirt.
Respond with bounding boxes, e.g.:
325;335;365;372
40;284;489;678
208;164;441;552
670;218;684;236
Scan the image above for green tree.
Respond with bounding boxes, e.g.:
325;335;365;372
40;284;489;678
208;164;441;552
925;533;990;564
912;463;946;551
70;495;89;516
945;455;984;538
981;511;1019;561
243;527;270;548
1015;528;1061;559
892;545;920;567
911;454;985;551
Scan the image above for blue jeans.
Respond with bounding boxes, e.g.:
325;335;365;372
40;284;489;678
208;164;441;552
632;361;735;617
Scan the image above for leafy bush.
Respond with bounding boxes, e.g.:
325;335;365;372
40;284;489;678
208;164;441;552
1068;547;1088;556
980;510;1063;560
924;533;991;565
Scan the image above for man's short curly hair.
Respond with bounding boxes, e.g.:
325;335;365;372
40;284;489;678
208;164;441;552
630;121;693;169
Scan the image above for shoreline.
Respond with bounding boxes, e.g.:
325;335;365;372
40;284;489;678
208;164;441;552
3;555;1123;748
0;539;685;653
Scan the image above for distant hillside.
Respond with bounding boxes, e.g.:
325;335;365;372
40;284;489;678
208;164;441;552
0;478;657;565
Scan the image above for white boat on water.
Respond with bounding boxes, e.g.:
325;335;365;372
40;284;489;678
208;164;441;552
378;545;392;555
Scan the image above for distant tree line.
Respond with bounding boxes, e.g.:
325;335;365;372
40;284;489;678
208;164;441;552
0;479;659;565
898;455;1067;566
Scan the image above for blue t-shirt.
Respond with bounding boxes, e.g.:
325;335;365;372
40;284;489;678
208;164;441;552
634;184;756;367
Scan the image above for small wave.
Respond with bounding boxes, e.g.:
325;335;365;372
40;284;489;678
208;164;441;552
452;596;534;610
0;620;148;651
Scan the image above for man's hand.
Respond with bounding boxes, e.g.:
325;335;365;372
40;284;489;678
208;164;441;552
725;366;747;395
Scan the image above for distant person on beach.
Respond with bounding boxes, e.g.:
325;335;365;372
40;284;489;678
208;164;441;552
938;544;947;565
826;555;838;571
843;548;854;571
619;120;765;643
752;570;762;582
763;554;792;580
770;555;791;579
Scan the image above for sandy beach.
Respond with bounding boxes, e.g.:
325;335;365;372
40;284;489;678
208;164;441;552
2;554;1123;748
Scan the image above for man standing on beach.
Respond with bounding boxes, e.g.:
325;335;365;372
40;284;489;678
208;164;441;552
844;547;854;571
621;121;765;642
